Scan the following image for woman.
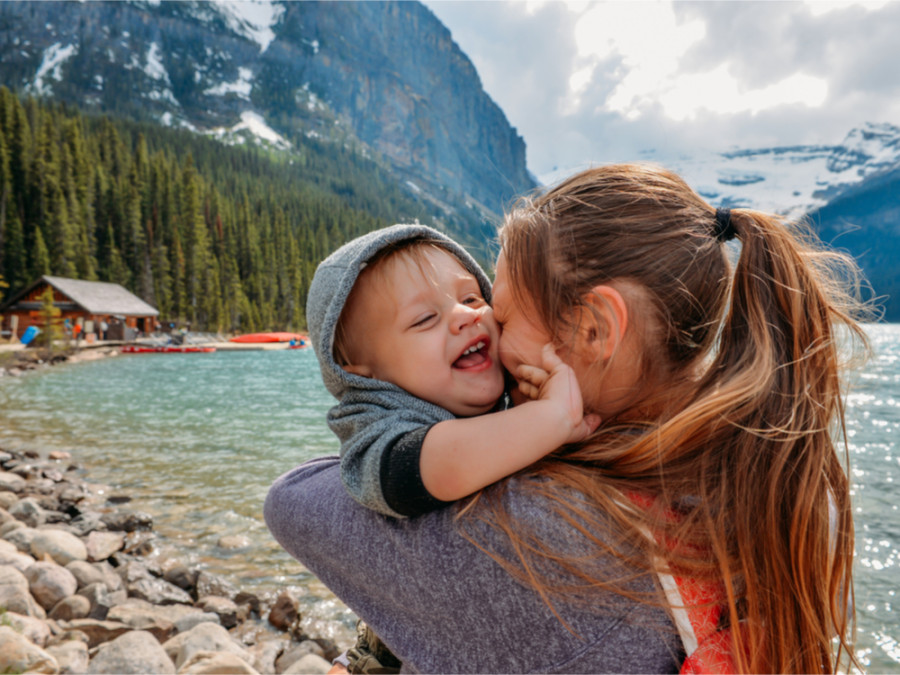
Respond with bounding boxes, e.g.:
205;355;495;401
265;164;865;673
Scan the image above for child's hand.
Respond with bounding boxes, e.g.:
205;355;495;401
516;343;600;443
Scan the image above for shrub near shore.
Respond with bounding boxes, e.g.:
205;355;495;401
0;445;338;674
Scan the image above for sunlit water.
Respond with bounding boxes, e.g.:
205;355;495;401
1;326;898;669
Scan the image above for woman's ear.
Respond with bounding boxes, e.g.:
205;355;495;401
581;284;629;361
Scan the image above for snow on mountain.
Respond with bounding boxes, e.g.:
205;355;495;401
540;123;900;220
208;110;290;150
29;43;77;96
208;0;285;53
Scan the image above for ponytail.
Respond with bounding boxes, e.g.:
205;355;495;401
695;209;866;672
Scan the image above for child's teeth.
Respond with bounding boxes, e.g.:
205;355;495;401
463;341;485;355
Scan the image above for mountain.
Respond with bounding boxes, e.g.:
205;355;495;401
0;0;535;222
650;123;900;321
806;166;900;321
661;123;900;222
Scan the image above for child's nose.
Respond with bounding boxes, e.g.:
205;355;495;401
450;304;482;333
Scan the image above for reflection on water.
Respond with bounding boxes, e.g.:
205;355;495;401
1;327;898;667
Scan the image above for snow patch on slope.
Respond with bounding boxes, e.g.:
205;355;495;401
205;67;253;99
209;111;290;150
210;0;284;53
31;43;78;95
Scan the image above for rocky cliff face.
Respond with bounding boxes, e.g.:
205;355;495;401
0;0;534;216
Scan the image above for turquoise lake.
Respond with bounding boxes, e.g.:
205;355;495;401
0;325;898;670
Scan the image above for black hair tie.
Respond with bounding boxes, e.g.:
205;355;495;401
714;208;737;243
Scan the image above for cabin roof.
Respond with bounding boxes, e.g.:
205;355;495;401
1;276;159;317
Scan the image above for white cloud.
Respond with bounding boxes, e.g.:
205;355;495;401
424;0;900;178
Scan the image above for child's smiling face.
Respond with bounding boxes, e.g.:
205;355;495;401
341;246;505;417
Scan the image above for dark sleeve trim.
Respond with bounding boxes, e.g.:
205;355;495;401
380;424;451;517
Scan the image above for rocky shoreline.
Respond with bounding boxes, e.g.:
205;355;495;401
0;444;339;674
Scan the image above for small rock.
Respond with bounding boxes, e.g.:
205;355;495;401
107;598;177;643
196;595;239;628
2;522;36;550
30;528;88;565
101;509;153;532
164;563;198;591
85;531;125;561
0;542;37;572
217;534;251;550
195;570;238;600
48;451;72;461
162;622;252;669
65;560;106;589
43;468;65;483
173;611;220;633
78;582;127;620
0;470;26;493
49;594;92;621
268;590;300;633
246;638;289;675
275;641;326;673
129;575;194;605
46;639;90;674
179;651;260;674
0;491;18;509
0;625;59;674
56;618;132;648
92;561;123;592
25;560;79;610
57;484;88;506
9;496;46;527
86;629;176;674
282;653;332;675
68;511;105;536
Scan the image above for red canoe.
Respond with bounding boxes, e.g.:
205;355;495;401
229;332;308;345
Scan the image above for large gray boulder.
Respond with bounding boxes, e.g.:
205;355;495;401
86;630;176;674
30;529;88;565
0;625;59;674
46;639;90;675
162;622;252;670
0;563;46;617
25;560;79;610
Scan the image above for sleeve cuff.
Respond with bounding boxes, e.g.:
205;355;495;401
380;424;451;517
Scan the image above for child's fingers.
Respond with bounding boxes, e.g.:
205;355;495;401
517;380;541;401
517;364;549;388
540;342;564;371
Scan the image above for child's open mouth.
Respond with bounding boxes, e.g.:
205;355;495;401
453;339;489;369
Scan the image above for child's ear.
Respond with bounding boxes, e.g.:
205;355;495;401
343;363;374;378
581;284;628;361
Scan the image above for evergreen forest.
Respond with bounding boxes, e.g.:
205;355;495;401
0;88;493;332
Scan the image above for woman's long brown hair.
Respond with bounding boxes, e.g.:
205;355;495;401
463;164;869;673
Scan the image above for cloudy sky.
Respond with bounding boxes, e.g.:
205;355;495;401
421;0;900;183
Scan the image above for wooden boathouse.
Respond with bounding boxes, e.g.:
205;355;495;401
0;275;159;342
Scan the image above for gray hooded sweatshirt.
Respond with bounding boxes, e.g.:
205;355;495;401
307;223;497;518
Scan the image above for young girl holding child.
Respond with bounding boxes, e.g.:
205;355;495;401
267;163;865;673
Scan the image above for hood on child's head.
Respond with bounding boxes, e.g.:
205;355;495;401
306;223;493;400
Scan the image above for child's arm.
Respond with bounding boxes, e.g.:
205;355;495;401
419;344;599;502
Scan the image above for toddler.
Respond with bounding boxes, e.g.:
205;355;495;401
306;223;595;518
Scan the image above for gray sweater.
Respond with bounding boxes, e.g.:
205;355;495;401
306;224;497;518
264;456;682;674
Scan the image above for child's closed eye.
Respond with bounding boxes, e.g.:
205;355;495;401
410;313;437;328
